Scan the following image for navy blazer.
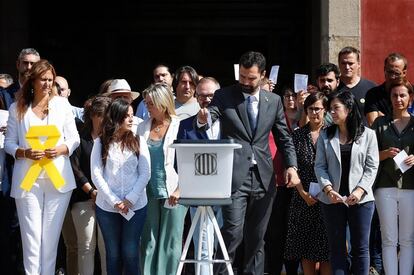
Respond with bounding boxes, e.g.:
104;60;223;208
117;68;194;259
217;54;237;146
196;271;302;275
177;115;209;141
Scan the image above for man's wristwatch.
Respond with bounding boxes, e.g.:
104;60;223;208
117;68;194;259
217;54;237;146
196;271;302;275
289;166;298;171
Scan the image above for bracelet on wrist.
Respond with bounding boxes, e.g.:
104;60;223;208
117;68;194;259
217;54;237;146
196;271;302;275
324;187;333;195
88;188;95;197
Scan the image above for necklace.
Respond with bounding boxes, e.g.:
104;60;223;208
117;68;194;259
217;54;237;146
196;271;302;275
154;125;162;133
152;119;171;133
32;102;49;120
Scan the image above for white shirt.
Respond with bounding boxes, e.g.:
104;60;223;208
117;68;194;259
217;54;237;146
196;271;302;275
91;135;151;212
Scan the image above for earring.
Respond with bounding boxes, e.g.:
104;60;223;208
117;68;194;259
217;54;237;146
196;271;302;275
31;88;34;95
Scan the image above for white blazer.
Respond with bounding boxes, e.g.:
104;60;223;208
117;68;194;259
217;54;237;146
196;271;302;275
314;127;379;204
5;97;80;198
137;116;180;196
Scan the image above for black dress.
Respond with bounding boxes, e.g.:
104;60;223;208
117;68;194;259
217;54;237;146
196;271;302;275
284;124;329;262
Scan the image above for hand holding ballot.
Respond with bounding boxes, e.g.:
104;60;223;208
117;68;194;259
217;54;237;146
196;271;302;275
345;187;365;206
294;73;308;93
393;149;414;173
403;154;414;167
326;189;345;204
115;199;133;215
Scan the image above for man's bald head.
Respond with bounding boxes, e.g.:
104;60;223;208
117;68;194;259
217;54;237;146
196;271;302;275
55;76;71;97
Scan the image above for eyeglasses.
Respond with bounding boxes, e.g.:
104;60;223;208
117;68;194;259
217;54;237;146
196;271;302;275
307;107;324;114
197;94;214;100
385;69;403;78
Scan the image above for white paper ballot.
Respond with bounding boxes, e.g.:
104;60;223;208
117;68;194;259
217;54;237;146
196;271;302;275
119;209;135;221
393;150;412;173
269;65;280;84
0;110;9;126
309;182;321;198
234;64;239;81
294;74;308;93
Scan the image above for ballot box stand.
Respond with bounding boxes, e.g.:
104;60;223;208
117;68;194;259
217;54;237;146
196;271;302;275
171;140;241;275
177;199;232;275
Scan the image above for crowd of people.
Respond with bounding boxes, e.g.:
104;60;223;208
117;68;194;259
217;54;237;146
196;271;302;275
0;46;412;275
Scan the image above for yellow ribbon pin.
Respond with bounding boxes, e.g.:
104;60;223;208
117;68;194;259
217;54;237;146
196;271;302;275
21;125;65;191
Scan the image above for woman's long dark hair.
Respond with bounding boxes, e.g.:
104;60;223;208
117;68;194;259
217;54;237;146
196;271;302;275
100;98;139;166
327;91;365;142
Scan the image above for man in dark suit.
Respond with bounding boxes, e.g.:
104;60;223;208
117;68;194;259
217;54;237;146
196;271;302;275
197;51;300;275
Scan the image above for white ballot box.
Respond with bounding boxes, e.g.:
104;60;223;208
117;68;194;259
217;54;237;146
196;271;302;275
172;139;241;275
171;139;241;199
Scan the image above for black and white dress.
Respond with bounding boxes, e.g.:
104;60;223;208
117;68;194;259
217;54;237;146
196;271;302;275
284;124;329;262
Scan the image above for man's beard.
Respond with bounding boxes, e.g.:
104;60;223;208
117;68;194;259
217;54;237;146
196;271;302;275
239;83;257;94
321;87;335;95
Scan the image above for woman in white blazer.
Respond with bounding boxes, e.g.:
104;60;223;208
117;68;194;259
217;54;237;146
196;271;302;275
4;60;80;275
137;83;188;275
314;91;379;275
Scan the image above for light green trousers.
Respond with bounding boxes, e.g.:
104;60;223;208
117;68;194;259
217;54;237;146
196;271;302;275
141;197;188;275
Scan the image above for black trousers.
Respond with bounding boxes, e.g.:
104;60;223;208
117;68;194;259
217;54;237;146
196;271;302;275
215;166;276;275
0;193;23;275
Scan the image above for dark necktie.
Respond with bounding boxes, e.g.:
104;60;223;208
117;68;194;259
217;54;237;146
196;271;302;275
247;95;257;134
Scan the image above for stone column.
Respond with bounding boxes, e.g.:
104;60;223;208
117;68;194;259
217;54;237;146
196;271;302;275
320;0;361;64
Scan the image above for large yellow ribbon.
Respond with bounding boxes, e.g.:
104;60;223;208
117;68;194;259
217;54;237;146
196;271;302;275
20;125;65;191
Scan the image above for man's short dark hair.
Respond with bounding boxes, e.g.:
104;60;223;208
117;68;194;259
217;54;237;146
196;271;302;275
315;63;340;80
239;51;266;73
174;66;199;89
153;63;173;74
338;46;360;62
384;52;408;70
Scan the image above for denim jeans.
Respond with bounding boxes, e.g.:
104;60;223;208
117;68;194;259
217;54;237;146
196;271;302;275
369;208;382;274
96;206;147;275
321;201;374;275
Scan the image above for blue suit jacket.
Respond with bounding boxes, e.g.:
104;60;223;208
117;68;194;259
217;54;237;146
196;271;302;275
177;114;209;140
